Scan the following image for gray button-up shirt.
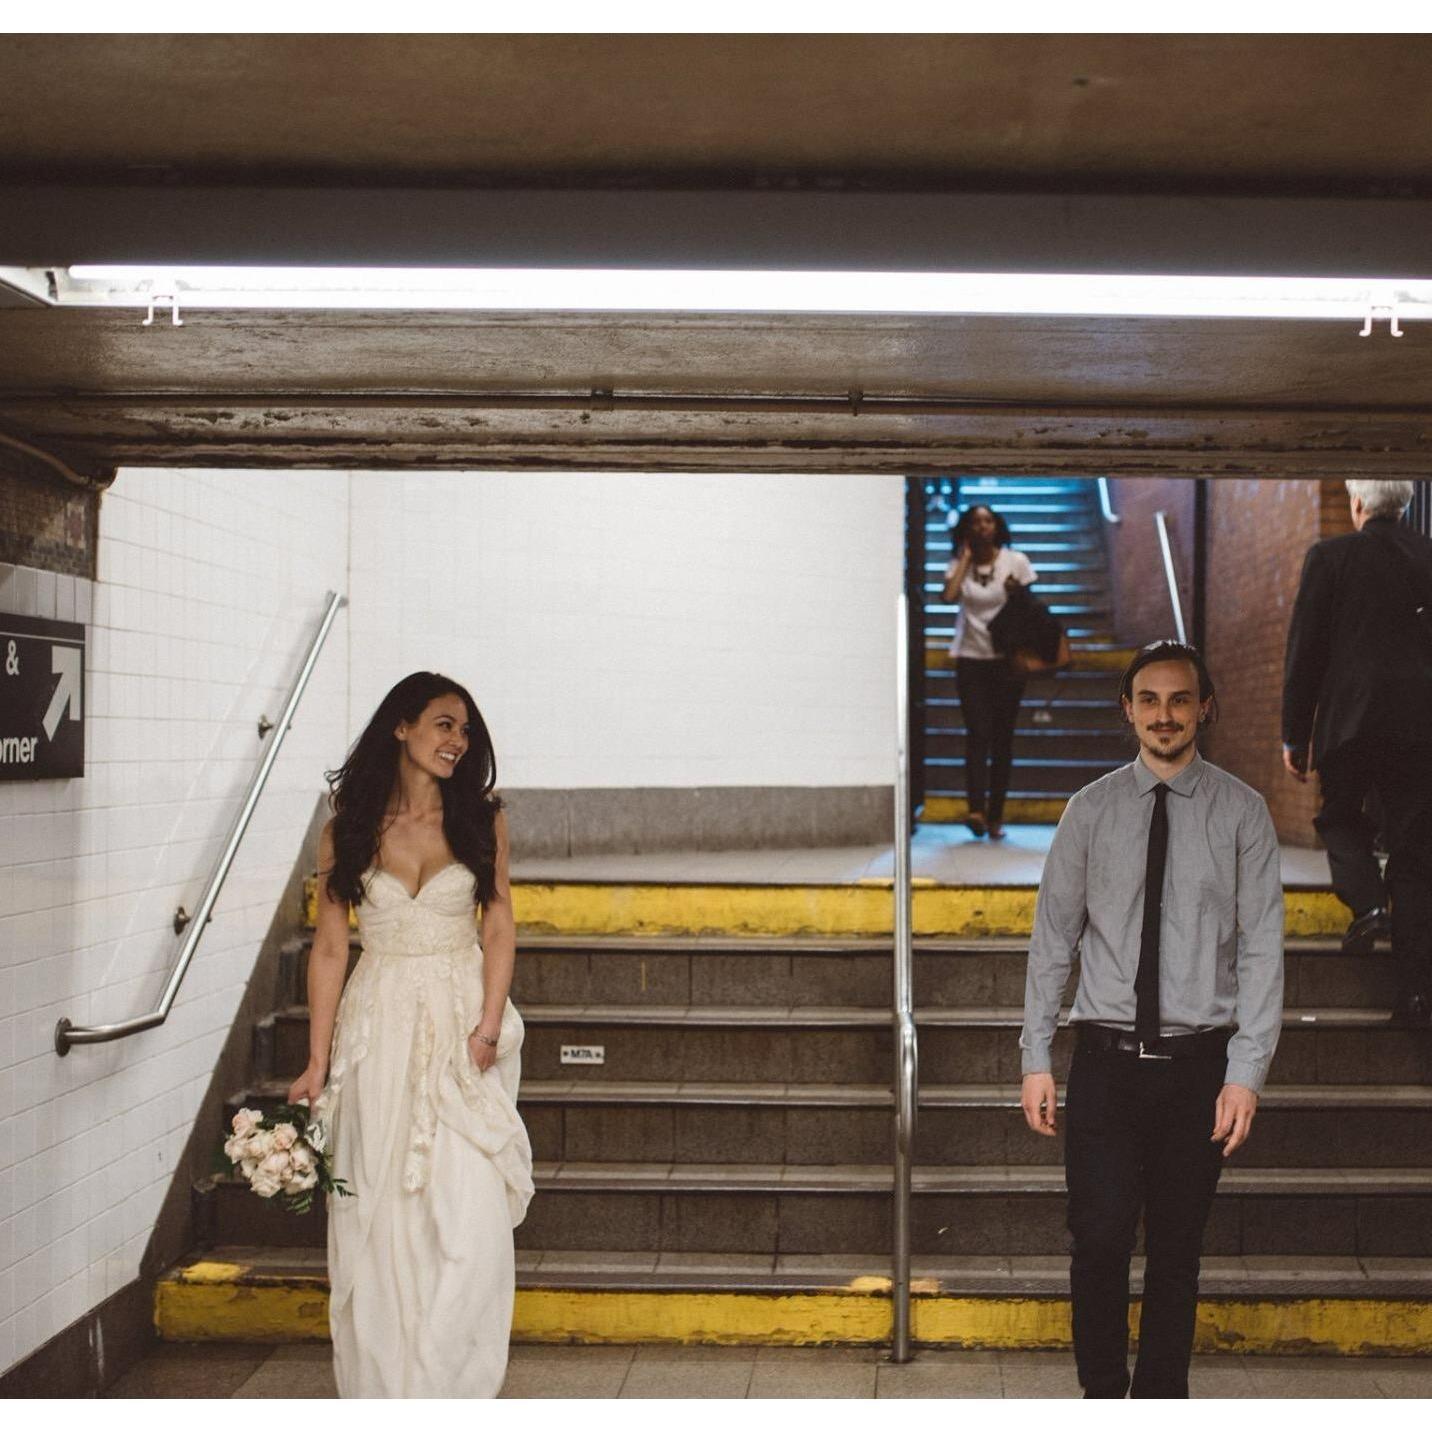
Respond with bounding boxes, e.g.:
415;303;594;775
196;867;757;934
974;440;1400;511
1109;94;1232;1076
1020;751;1284;1093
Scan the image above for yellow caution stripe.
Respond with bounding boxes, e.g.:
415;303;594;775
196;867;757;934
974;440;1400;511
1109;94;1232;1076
155;1267;1432;1356
305;878;1345;938
921;796;1070;824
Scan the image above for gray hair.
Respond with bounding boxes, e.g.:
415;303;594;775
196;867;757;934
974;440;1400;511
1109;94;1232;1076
1346;479;1414;519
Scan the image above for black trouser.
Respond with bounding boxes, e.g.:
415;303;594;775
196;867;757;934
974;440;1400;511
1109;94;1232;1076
1316;740;1432;1003
1064;1039;1227;1399
955;656;1025;824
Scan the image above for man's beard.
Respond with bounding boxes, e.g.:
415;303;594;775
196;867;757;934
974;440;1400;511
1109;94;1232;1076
1139;725;1195;763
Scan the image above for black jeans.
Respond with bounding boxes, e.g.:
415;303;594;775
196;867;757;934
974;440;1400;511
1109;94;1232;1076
956;656;1025;824
1064;1040;1227;1399
1316;740;1432;1003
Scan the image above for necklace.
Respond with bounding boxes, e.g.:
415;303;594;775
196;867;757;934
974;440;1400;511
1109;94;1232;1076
972;557;997;586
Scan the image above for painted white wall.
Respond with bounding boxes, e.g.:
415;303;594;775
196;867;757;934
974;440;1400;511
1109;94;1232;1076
0;468;349;1374
347;471;904;788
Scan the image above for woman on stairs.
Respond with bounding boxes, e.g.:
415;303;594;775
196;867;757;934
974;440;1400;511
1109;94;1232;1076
942;503;1039;839
288;671;533;1398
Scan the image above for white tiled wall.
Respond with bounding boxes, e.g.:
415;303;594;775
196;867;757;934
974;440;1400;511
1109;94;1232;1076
0;469;349;1374
347;471;905;788
1;465;902;1374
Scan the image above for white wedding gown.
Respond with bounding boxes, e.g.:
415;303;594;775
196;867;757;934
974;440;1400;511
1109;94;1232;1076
315;862;534;1398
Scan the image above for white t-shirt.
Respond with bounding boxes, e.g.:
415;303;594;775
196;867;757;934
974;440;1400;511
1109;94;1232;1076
946;546;1038;660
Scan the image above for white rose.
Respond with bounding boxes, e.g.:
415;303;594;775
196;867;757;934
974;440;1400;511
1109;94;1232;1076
272;1123;298;1151
289;1144;316;1173
231;1107;263;1137
239;1157;259;1179
223;1134;248;1164
260;1150;291;1179
244;1130;275;1161
250;1167;283;1198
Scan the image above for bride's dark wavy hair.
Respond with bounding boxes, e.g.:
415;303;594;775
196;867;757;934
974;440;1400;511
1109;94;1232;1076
324;671;502;909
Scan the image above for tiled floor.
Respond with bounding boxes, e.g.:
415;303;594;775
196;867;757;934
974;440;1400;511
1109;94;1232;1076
511;825;1333;889
102;1343;1432;1398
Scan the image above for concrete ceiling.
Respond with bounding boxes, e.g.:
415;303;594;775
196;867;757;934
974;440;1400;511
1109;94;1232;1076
4;35;1432;193
1;35;1430;482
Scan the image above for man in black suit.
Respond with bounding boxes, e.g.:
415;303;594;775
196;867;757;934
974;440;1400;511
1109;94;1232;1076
1282;478;1432;1029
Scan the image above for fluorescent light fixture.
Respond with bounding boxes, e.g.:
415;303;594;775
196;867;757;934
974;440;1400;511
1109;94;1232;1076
49;265;1432;323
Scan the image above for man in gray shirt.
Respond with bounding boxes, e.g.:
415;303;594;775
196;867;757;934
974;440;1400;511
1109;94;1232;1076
1020;640;1284;1399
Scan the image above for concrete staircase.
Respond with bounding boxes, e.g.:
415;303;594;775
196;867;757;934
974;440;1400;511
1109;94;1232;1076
921;477;1131;824
164;885;1432;1355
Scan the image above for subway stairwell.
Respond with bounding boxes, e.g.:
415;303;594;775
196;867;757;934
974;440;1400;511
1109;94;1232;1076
920;476;1130;826
164;869;1432;1352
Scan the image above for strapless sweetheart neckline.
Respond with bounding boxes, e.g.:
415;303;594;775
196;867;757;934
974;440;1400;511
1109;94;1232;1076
367;861;468;902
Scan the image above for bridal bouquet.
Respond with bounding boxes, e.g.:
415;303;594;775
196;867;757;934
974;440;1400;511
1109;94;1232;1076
222;1104;352;1214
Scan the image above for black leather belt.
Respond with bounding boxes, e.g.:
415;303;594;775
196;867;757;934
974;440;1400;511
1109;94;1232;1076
1076;1023;1233;1061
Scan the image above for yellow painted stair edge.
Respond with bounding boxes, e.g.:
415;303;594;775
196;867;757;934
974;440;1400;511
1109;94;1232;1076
922;797;1070;824
305;878;1345;939
155;1268;1432;1355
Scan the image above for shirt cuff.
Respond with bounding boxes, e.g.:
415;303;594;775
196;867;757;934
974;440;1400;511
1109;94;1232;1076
1020;1047;1053;1077
1223;1059;1267;1095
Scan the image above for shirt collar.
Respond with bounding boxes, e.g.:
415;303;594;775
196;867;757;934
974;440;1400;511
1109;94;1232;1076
1133;749;1206;798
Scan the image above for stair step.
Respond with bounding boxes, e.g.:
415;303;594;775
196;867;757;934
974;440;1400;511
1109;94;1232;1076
929;538;1106;554
155;1246;1432;1350
195;1156;1432;1256
260;1005;1426;1088
924;732;1132;761
265;1003;1410;1033
924;700;1125;732
229;1074;1432;1112
226;1075;1432;1172
499;936;1397;1013
927;561;1105;578
527;1162;1432;1198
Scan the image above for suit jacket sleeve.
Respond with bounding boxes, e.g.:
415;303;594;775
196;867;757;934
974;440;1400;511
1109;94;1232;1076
1282;543;1334;750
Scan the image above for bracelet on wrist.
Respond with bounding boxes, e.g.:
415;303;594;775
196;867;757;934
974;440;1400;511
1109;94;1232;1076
472;1031;499;1047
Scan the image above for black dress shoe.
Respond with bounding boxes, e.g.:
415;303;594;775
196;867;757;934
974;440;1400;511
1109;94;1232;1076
1389;994;1432;1030
1342;906;1390;956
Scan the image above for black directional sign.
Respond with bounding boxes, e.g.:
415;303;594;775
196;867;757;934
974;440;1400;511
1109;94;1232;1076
1;612;86;780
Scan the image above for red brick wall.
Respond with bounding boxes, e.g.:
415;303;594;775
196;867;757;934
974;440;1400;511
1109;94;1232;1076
1201;478;1351;846
1106;478;1197;647
0;467;98;576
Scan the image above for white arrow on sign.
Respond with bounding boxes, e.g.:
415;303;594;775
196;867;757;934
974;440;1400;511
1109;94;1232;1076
43;646;82;741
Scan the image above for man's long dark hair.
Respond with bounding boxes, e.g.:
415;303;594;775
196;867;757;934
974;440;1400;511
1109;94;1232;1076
325;671;502;908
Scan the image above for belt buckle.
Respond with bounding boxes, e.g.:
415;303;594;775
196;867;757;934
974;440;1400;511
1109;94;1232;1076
1137;1041;1172;1060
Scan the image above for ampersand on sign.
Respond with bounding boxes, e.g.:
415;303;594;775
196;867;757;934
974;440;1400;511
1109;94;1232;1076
3;640;18;677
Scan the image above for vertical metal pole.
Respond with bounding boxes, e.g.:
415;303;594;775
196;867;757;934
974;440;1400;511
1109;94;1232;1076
1155;511;1188;644
892;592;918;1362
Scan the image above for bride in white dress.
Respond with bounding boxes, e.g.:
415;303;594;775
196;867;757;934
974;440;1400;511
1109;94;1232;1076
288;672;533;1398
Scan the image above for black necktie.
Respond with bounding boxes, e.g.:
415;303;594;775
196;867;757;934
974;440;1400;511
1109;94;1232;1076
1135;783;1170;1047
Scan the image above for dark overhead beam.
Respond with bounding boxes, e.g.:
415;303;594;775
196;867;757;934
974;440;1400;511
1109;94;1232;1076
10;400;1428;479
5;186;1432;277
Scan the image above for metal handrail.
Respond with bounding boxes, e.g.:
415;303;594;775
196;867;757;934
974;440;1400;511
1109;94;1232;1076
1096;477;1122;525
1154;511;1189;644
891;592;918;1363
55;590;346;1055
